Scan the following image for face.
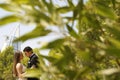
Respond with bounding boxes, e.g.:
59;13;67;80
24;51;30;57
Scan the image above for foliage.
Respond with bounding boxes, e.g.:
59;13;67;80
0;0;120;80
0;46;14;80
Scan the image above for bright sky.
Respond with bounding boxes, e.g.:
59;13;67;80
0;0;72;52
0;8;63;53
0;0;86;53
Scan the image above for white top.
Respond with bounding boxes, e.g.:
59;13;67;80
16;63;26;80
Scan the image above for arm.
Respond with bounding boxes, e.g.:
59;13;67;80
16;63;23;78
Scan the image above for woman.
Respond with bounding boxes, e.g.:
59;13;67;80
13;51;26;80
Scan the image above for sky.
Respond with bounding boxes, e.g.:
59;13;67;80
0;0;84;54
0;8;63;54
0;0;72;52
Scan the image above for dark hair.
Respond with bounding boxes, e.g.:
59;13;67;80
23;46;33;53
13;51;22;77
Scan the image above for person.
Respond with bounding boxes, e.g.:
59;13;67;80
23;46;39;80
13;51;26;80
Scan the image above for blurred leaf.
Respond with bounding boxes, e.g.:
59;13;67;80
11;0;29;4
95;2;117;19
74;67;90;80
42;39;65;49
109;38;120;49
39;54;57;62
66;24;79;38
54;46;75;69
14;25;51;42
63;46;75;62
0;3;21;12
105;47;120;58
76;50;90;61
25;8;52;24
73;0;83;20
49;49;63;59
24;69;41;78
56;6;73;13
42;0;54;13
67;0;74;7
83;12;100;28
64;70;77;80
0;4;14;11
111;0;116;9
36;12;52;23
99;68;120;75
107;26;120;40
0;47;14;79
63;17;75;21
0;15;20;26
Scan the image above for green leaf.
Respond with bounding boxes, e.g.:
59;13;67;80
49;49;63;59
109;38;120;49
36;12;52;23
99;68;120;75
42;39;65;49
66;24;79;38
39;54;57;62
14;25;51;42
24;69;41;78
0;4;13;11
54;46;75;69
76;50;90;61
83;12;100;28
73;0;83;20
107;27;120;40
67;0;74;7
42;0;54;13
95;2;117;19
73;8;78;20
0;15;20;26
111;0;116;9
74;67;90;80
0;3;21;12
11;0;29;4
105;47;120;58
56;6;73;13
63;46;75;62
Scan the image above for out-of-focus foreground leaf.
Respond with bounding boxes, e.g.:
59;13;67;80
14;25;51;42
0;15;20;26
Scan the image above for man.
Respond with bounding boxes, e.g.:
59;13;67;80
23;46;39;80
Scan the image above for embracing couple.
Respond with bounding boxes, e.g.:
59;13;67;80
13;46;39;80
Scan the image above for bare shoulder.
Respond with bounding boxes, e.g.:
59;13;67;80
16;63;23;69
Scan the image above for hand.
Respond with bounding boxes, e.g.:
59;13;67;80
31;65;36;69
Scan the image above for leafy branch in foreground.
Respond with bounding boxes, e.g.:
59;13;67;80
0;0;120;80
